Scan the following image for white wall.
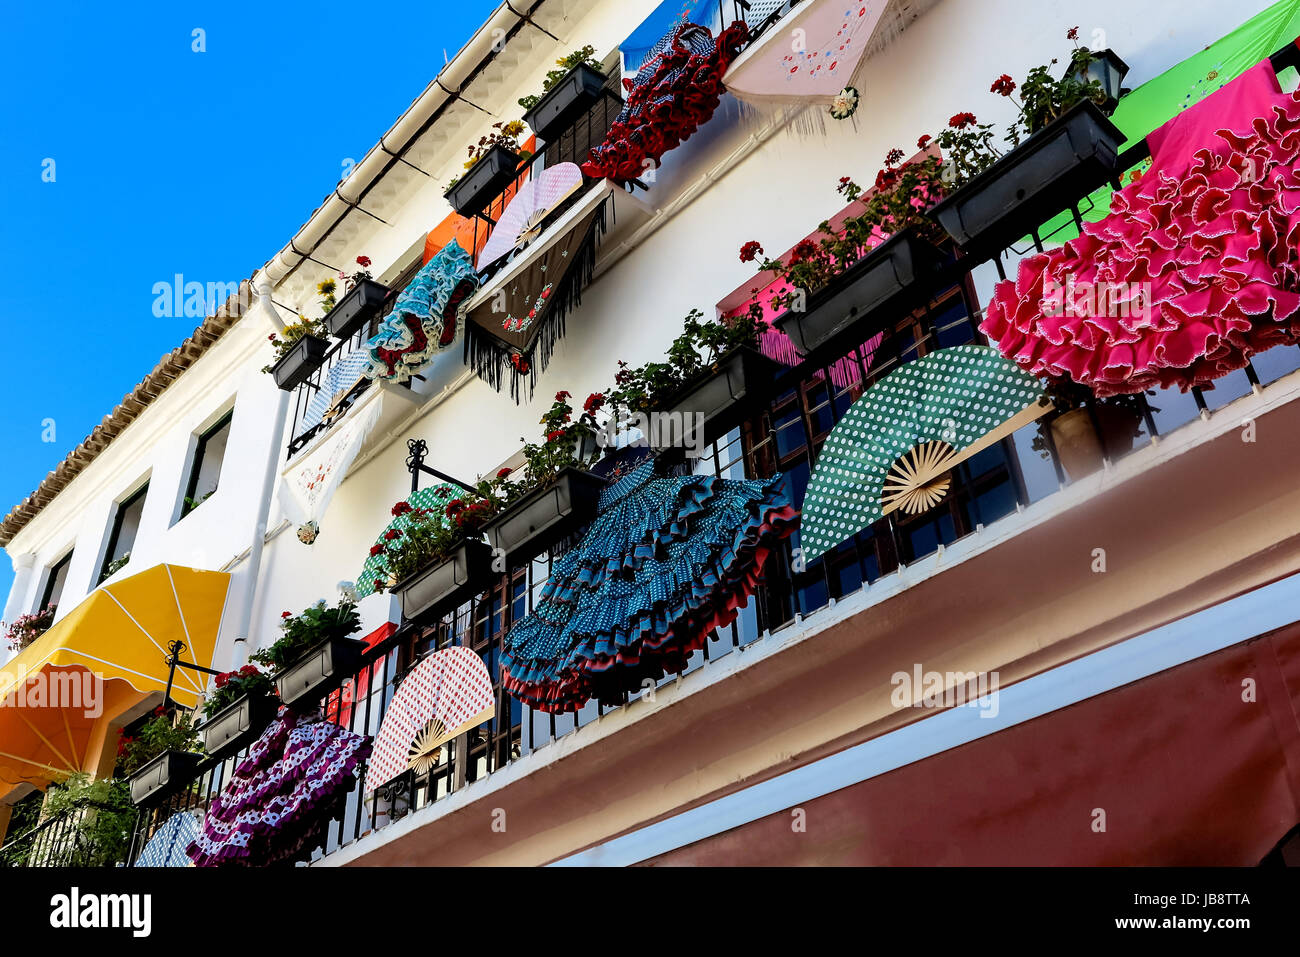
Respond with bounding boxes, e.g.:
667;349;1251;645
3;0;1278;675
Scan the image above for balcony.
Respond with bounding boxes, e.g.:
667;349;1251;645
131;239;1300;865
1;799;133;868
157;37;1300;865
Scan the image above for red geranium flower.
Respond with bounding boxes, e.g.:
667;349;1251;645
949;112;977;129
383;529;402;541
281;611;292;619
1067;26;1079;40
990;74;1016;96
917;134;932;149
496;467;513;478
369;544;384;557
875;167;899;191
215;673;229;689
583;392;605;415
391;501;412;517
738;240;764;263
790;239;819;263
356;255;372;268
555;390;571;401
546;429;565;443
885;147;904;166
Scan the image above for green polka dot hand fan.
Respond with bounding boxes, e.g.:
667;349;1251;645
357;484;460;598
801;345;1047;564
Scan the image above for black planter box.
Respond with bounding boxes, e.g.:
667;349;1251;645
390;539;495;625
484;468;607;566
199;693;280;760
128;750;204;806
324;278;389;339
929;100;1125;258
445;145;522;218
271;334;328;391
274;635;366;710
775;230;940;360
659;346;782;451
522;63;609;142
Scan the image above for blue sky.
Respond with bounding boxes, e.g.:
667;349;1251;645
0;0;501;604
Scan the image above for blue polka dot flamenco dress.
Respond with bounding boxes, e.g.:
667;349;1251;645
501;456;799;713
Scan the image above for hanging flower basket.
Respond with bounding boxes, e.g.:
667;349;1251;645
445;144;523;218
658;346;782;451
271;334;329;391
774;229;941;359
128;749;204;806
929;100;1125;256
522;63;609;142
274;635;366;710
324;278;390;340
483;468;607;566
389;539;496;625
199;693;280;761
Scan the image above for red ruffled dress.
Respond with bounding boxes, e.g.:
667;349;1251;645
981;61;1300;396
581;21;748;183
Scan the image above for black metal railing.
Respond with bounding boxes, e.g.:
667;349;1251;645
196;47;1300;863
1;800;134;868
285;91;628;458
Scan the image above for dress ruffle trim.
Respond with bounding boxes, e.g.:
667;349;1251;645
581;21;748;183
186;707;371;867
501;469;798;713
981;82;1300;396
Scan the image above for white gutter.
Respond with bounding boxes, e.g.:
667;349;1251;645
260;2;539;286
229;276;293;667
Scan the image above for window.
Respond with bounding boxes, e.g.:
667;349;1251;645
101;482;148;582
180;411;232;519
37;550;73;613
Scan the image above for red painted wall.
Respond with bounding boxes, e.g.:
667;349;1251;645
646;625;1300;865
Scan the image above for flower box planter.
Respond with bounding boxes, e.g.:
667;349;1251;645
774;229;940;360
128;749;204;806
274;635;366;710
199;694;280;760
929;100;1126;257
658;346;782;451
390;539;495;625
522;63;609;142
271;334;329;391
445;145;523;219
324;278;389;340
484;468;608;566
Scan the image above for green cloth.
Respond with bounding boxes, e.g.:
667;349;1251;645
356;484;459;598
1037;0;1300;244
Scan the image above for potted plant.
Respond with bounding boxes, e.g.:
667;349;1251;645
1032;376;1153;481
252;599;364;710
604;307;778;453
483;392;607;565
520;45;609;141
749;150;946;360
2;604;55;652
445;121;531;218
319;256;390;339
929;29;1126;256
198;664;280;760
371;492;500;625
120;708;205;806
263;315;329;391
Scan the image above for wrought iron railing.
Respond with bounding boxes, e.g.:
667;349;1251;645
215;57;1300;864
1;800;134;868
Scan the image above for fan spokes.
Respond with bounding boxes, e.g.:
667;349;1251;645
881;440;959;516
409;717;448;775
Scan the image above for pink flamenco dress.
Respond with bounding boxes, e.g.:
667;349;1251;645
186;707;371;867
981;60;1300;396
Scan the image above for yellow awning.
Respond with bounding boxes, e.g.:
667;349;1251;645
0;565;230;790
